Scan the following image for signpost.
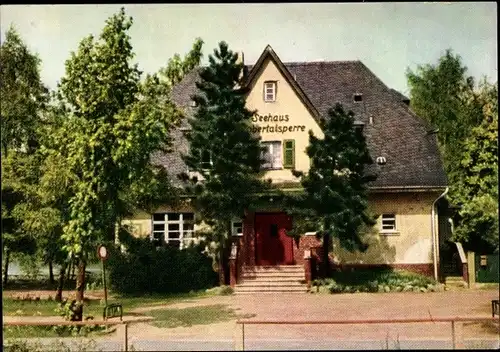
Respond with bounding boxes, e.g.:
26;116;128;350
97;245;108;307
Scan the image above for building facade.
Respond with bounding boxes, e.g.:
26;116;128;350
122;45;448;282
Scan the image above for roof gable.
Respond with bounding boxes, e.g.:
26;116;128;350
244;45;321;123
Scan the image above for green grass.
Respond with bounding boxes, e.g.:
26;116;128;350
145;304;255;328
2;298;105;318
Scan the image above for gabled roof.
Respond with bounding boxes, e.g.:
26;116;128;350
244;45;321;122
153;46;448;190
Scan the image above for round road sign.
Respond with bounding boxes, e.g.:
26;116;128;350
98;245;108;261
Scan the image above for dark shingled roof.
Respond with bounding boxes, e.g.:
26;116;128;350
153;59;447;189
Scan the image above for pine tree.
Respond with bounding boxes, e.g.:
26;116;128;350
290;103;376;276
182;41;265;285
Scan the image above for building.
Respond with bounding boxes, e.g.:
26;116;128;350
121;45;448;286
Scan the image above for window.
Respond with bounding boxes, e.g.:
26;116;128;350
151;212;195;249
232;220;243;237
261;141;282;170
264;81;277;102
283;139;295;169
354;93;363;102
381;214;397;232
201;150;213;169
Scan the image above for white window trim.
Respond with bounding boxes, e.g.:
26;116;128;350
231;219;243;237
379;213;399;235
151;213;195;249
264;81;277;102
261;141;282;170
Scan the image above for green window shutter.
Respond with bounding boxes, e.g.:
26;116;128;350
283;139;295;169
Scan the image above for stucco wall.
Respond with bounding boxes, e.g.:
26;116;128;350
120;202;201;239
246;58;324;183
332;192;440;265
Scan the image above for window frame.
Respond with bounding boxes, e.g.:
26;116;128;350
379;213;399;235
231;219;243;237
261;140;283;170
151;212;195;248
263;81;277;102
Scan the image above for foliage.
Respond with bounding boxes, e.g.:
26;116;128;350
43;7;203;316
407;50;498;253
289;103;376;272
312;268;438;294
0;26;49;284
181;41;267;284
106;236;217;294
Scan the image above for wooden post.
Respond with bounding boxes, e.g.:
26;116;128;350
451;320;464;349
304;249;312;290
467;251;475;288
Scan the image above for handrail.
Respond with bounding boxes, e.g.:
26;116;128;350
454;242;467;264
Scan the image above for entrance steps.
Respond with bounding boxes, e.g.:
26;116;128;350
444;276;467;289
234;265;307;294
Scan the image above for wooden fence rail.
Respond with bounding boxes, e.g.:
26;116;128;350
235;316;499;350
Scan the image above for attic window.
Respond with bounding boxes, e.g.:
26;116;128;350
354;93;363;102
264;81;277;102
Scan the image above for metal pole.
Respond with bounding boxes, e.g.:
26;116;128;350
102;259;108;307
122;323;128;352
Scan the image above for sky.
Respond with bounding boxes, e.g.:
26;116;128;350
0;3;497;95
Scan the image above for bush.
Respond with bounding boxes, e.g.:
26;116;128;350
314;267;437;294
106;238;218;295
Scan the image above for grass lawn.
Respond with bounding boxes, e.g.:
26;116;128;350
3;289;217;338
145;304;255;328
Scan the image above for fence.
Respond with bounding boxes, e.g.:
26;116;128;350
3;318;152;352
236;316;499;350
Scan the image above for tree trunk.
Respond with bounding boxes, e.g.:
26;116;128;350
55;262;67;302
71;260;76;281
322;233;331;277
66;258;72;284
48;260;54;284
73;259;86;321
3;249;10;286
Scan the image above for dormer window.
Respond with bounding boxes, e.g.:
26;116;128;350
264;81;277;102
354;93;363;102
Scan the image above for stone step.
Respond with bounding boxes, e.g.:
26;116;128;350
241;273;305;280
445;276;465;282
243;265;304;272
234;289;307;295
240;276;306;283
234;286;307;293
236;281;305;288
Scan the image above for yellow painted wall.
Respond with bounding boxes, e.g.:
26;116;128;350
246;58;324;183
333;192;440;264
120;202;202;239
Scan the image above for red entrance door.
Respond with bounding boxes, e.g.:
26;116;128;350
255;213;294;265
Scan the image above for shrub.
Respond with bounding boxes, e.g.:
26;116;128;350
106;238;218;294
315;267;437;294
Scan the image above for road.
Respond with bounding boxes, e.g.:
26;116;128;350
6;337;500;351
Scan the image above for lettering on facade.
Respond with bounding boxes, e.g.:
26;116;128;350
251;113;306;134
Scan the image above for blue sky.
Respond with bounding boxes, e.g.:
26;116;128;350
1;3;497;95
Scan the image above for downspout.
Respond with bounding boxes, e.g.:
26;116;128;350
432;187;449;281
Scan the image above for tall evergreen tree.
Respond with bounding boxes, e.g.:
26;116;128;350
289;104;376;275
182;41;265;285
